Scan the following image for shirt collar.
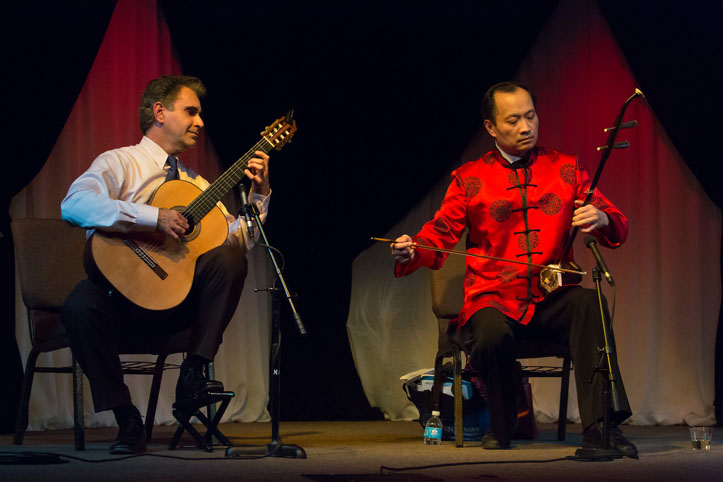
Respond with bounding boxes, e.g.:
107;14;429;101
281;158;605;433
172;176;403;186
140;136;177;169
495;141;522;164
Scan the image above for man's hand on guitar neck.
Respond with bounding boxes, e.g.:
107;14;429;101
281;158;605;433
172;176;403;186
245;151;271;196
157;208;189;241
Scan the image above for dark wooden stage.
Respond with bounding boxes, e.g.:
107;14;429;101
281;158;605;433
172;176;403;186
1;421;721;481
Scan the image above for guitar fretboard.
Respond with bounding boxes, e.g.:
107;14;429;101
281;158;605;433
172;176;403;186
182;137;275;223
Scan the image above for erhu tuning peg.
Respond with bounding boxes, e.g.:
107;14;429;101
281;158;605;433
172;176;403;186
603;120;638;132
596;141;630;151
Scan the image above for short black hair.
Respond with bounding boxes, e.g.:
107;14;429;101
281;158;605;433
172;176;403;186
481;81;537;125
138;75;206;133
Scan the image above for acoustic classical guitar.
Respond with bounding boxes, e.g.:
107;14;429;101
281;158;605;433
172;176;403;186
88;111;297;311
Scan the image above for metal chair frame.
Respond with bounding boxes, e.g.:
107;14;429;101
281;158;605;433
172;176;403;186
12;218;190;450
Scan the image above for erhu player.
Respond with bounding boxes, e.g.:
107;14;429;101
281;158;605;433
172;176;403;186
390;81;636;455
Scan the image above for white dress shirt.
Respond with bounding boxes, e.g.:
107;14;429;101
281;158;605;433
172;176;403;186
61;136;269;250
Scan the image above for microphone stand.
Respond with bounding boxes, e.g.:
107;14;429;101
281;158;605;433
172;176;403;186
225;190;307;459
573;266;623;461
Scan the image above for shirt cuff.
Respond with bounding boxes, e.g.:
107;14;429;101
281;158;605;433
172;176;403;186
250;189;271;216
137;204;160;230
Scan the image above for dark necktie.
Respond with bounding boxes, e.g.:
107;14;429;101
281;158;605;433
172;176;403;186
165;156;179;181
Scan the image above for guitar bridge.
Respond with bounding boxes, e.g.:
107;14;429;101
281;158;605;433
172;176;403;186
123;239;168;280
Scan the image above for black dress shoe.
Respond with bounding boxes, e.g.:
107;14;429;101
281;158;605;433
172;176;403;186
481;431;511;450
109;414;146;454
583;423;638;458
175;366;224;405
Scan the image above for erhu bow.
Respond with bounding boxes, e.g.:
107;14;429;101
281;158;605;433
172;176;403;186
370;237;587;276
538;88;644;293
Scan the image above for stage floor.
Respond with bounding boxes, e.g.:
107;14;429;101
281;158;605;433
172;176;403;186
1;421;721;481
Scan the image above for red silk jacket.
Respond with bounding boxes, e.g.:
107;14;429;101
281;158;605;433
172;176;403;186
395;147;628;327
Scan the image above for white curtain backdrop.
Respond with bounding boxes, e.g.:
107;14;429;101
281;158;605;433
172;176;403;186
11;0;271;430
347;0;721;426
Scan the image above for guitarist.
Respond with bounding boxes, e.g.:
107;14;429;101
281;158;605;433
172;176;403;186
60;75;271;454
391;82;636;456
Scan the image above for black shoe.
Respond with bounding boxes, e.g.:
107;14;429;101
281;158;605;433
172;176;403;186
175;365;224;405
109;414;146;454
582;423;638;458
481;431;511;450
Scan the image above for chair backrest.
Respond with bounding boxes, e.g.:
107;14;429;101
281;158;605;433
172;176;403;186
430;233;467;321
12;218;193;355
12;218;87;311
429;233;468;354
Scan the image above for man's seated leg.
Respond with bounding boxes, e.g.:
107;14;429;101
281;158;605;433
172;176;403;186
174;245;247;405
534;286;636;457
456;308;519;449
61;280;146;454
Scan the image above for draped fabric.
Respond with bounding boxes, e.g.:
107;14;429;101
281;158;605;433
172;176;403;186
7;0;722;429
11;0;271;430
347;0;720;425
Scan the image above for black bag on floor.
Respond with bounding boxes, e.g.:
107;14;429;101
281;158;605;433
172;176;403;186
403;364;489;441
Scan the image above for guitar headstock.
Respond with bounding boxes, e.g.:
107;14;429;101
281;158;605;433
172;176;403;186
261;109;297;151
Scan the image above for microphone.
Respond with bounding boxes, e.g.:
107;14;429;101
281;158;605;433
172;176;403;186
584;235;614;287
239;185;254;239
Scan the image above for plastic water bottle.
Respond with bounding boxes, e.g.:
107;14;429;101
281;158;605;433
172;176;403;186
423;410;443;445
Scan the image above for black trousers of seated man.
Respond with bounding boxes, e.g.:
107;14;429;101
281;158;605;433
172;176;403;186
456;286;632;445
61;245;247;413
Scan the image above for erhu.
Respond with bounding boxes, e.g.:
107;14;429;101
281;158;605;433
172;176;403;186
539;88;644;293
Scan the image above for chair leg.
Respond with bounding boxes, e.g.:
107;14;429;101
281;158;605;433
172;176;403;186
72;356;85;450
431;352;445;413
452;347;463;448
205;362;218;445
144;354;168;442
557;356;571;441
14;348;40;445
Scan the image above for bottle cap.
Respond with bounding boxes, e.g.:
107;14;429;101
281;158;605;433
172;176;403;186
431;410;440;416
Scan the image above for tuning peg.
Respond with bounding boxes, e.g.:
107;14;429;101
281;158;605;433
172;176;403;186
597;141;630;151
603;120;638;132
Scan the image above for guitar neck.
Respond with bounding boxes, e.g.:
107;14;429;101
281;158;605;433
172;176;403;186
183;137;274;223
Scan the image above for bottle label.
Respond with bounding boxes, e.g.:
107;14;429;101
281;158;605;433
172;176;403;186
424;426;442;440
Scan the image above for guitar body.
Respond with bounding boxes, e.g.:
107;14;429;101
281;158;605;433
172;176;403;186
90;180;228;311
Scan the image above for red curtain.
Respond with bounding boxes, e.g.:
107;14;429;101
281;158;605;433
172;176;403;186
16;0;220;220
514;0;719;424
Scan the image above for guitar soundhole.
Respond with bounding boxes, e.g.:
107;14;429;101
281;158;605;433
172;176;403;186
183;217;201;241
173;207;200;242
184;215;196;235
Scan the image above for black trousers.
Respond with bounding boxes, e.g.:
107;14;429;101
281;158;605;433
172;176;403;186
457;286;632;443
61;245;247;412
